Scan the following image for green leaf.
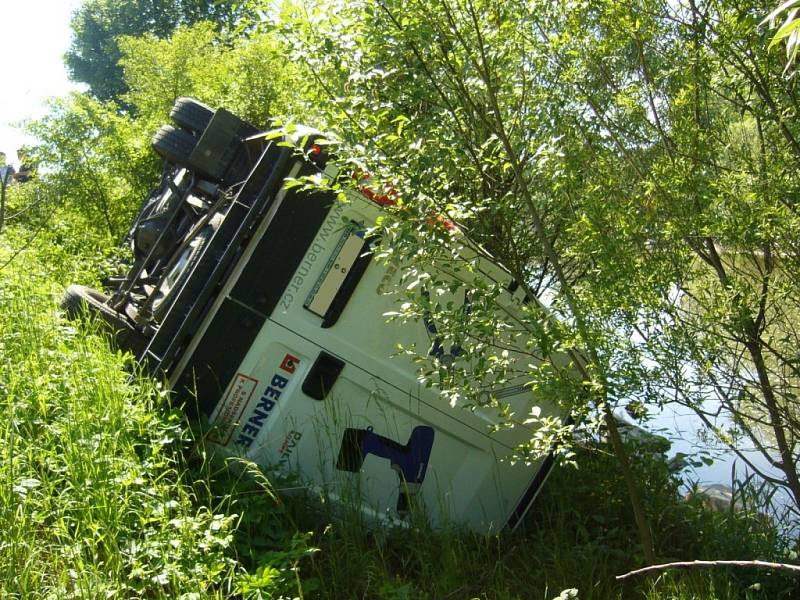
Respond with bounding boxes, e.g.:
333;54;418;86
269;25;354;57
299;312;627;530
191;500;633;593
768;16;800;49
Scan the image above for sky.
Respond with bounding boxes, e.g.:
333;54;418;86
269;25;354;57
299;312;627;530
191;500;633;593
0;0;85;163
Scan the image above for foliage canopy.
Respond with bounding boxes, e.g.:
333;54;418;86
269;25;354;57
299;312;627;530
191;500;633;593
5;1;799;591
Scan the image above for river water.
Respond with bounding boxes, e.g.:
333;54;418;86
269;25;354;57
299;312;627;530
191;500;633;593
642;402;798;530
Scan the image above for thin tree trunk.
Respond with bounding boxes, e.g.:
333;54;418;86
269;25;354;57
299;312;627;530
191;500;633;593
603;406;657;564
744;335;800;511
461;0;656;563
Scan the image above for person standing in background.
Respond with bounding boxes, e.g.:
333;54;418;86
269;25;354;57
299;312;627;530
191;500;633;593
0;151;15;233
0;152;16;184
13;147;33;183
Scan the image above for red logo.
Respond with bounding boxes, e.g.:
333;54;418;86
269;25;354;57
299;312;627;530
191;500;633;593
279;353;300;374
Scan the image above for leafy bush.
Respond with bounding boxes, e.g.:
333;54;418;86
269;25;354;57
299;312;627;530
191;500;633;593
28;94;158;241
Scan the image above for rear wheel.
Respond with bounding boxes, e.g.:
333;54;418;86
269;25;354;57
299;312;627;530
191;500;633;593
151;125;197;167
149;212;225;322
61;285;148;355
170;97;214;135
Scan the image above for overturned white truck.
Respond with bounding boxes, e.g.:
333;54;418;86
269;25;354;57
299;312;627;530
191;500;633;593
63;98;568;533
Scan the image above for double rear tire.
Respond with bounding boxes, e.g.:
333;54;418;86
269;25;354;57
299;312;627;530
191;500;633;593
151;125;197;167
170;97;214;135
151;98;216;167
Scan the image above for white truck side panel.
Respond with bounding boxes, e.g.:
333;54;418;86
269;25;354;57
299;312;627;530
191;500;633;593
202;190;564;531
208;322;548;531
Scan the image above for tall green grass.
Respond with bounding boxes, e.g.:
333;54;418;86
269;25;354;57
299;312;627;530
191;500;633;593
1;221;797;599
0;228;241;597
290;442;798;600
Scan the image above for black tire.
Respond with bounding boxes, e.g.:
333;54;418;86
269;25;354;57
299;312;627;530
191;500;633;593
61;285;148;355
151;124;197;166
170;97;214;135
149;212;225;322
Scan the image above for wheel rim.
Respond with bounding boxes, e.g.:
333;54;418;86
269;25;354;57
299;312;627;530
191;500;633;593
150;233;206;314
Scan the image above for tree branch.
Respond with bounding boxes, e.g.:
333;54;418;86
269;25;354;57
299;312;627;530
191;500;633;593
617;559;800;581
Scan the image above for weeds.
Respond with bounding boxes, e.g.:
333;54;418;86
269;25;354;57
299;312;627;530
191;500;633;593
0;242;237;597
